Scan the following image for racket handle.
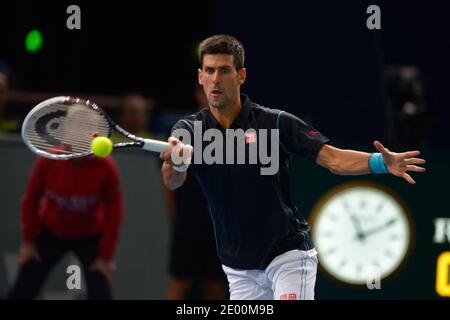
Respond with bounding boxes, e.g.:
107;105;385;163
142;139;171;153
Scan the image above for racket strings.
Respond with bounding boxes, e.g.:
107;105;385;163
24;102;111;156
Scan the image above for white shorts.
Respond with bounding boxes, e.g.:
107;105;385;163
222;248;318;300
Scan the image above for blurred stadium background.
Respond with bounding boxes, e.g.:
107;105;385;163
0;1;449;299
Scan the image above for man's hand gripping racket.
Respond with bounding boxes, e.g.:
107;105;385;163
159;137;193;173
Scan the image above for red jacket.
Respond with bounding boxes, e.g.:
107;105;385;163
21;156;124;261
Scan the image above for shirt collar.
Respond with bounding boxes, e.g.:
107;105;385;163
205;94;253;129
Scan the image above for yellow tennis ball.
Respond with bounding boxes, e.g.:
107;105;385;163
91;136;113;157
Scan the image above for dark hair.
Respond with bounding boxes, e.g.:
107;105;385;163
199;34;245;71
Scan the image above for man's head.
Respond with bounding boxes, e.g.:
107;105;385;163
198;35;246;109
118;94;152;134
0;72;8;114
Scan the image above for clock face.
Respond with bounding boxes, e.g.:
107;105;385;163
311;182;413;285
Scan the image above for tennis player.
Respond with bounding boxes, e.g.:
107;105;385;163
160;34;426;300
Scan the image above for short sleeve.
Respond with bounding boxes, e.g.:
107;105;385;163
278;111;330;161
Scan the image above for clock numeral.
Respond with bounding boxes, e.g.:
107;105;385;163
360;199;367;209
384;250;394;258
342;200;351;211
325;247;337;256
321;231;334;238
389;234;401;241
339;259;347;269
328;214;338;222
386;218;397;226
356;264;363;274
375;202;385;214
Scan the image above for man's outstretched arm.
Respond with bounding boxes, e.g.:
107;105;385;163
315;140;426;184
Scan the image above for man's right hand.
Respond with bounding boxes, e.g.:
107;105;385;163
160;137;193;171
18;243;42;266
160;137;192;190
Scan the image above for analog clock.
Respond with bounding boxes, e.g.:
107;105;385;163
310;181;413;285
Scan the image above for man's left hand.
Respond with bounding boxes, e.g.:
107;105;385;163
89;259;116;283
373;140;426;184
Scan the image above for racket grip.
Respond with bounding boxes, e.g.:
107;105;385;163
142;139;172;153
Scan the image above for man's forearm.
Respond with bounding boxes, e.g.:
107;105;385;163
331;149;372;175
161;161;187;190
317;144;373;175
317;145;373;176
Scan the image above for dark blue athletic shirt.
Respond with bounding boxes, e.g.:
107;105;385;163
171;94;330;269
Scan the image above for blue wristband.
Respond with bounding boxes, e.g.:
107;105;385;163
369;153;388;174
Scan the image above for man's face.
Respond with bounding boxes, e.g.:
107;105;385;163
121;97;150;134
0;73;8;110
198;54;246;109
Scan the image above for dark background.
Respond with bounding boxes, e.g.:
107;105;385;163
0;1;448;147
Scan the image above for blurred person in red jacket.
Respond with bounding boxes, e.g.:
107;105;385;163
8;155;124;300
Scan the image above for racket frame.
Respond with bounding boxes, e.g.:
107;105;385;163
22;96;170;160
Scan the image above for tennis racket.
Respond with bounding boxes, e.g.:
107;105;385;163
21;96;171;160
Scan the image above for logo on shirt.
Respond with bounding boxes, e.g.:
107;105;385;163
46;191;100;212
307;130;317;137
245;131;257;144
280;293;297;300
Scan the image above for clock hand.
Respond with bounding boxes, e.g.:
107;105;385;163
362;218;397;238
348;212;366;241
